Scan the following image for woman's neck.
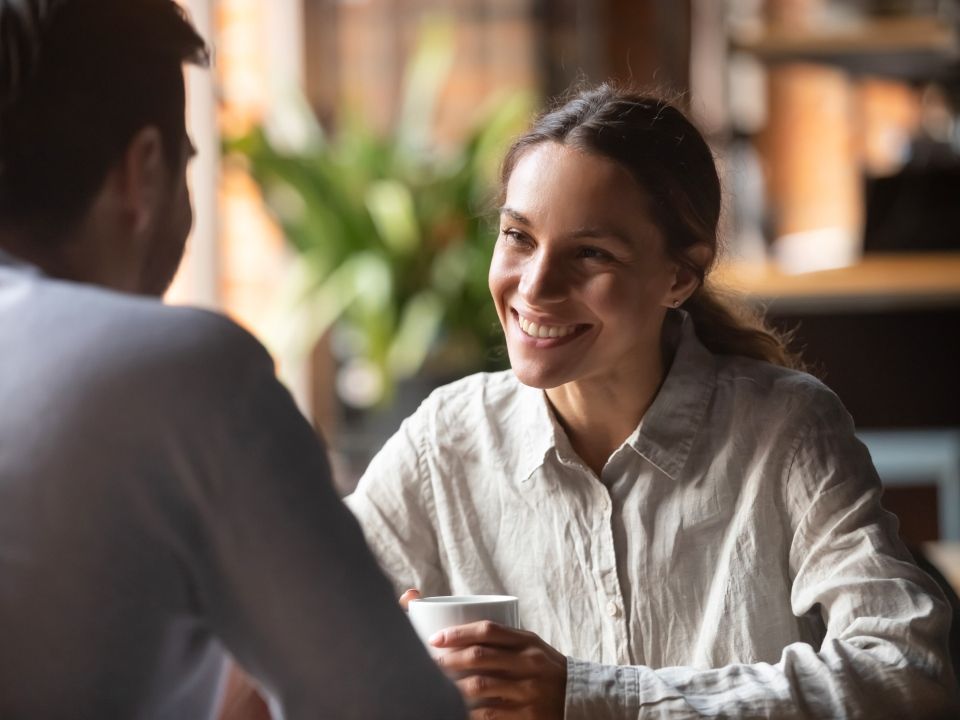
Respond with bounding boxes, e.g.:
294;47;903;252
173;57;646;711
545;351;666;478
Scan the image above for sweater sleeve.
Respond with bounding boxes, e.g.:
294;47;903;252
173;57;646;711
178;324;464;720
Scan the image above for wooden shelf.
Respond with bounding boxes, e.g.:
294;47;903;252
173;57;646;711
735;17;956;56
732;16;960;78
712;252;960;313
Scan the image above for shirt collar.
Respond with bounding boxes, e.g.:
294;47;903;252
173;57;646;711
513;310;717;482
626;312;717;480
516;380;562;482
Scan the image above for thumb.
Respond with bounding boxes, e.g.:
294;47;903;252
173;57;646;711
399;588;422;610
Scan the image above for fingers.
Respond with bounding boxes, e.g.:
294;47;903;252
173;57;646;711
468;707;527;720
436;643;548;678
434;627;566;720
431;620;534;650
456;674;535;704
398;588;421;610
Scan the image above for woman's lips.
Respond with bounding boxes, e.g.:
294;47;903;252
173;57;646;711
511;309;591;346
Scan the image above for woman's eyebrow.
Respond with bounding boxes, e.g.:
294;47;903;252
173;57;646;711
568;226;632;247
499;207;532;225
499;209;633;247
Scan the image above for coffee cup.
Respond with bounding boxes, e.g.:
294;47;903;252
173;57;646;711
407;595;519;655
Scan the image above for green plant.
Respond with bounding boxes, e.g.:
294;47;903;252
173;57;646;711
225;21;533;407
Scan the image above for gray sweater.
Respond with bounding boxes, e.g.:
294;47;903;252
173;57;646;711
0;250;464;720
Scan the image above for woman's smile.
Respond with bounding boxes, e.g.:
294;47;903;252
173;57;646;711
489;142;677;390
512;308;592;347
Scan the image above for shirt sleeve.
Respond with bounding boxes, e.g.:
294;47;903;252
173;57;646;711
563;391;957;719
178;328;464;720
344;401;451;599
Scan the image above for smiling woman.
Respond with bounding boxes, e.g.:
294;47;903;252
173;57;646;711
491;142;688;447
346;84;958;719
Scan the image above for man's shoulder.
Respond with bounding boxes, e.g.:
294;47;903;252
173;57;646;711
8;275;272;393
54;278;261;355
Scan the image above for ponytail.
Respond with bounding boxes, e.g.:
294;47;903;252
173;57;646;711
684;285;803;370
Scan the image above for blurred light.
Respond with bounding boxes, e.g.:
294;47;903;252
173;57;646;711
337;359;384;409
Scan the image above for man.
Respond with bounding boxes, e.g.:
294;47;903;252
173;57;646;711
0;1;465;718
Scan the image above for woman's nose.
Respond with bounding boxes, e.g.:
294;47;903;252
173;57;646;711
518;251;566;305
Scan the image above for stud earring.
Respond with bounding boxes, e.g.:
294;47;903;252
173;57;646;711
673;299;681;308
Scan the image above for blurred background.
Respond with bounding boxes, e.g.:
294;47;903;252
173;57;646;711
169;0;959;575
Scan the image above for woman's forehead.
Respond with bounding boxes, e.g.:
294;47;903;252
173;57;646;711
503;143;654;233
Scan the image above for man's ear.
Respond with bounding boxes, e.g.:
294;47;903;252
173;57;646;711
666;243;714;307
111;126;168;236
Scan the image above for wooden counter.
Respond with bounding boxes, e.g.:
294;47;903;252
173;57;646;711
712;252;960;313
924;542;960;596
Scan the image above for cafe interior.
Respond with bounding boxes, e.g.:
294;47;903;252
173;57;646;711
167;0;960;714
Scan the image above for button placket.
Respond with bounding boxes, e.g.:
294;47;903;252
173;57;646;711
592;481;630;665
600;457;634;665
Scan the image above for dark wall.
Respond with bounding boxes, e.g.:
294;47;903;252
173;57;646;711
771;308;960;429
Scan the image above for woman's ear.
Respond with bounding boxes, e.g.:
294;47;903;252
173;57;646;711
665;243;713;308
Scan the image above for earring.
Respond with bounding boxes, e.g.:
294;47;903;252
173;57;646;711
673;299;681;308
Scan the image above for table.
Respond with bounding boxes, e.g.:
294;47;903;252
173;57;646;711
924;542;960;596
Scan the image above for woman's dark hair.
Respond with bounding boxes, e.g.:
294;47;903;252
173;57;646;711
0;0;209;241
499;83;801;369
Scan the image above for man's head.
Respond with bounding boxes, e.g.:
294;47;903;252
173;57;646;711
0;0;209;295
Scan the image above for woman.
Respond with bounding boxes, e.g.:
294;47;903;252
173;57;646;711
346;85;956;719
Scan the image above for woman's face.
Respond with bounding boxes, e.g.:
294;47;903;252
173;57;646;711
489;142;680;390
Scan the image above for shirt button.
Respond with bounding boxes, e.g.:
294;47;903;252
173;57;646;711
606;601;620;618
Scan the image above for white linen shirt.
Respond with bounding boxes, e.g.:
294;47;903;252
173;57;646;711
347;313;957;719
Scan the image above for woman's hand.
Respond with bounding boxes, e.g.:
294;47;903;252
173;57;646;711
431;620;567;719
217;662;271;720
399;588;422;609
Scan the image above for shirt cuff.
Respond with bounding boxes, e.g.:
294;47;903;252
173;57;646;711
565;657;694;720
564;657;638;719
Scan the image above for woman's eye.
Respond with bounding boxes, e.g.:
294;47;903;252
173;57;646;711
500;229;529;245
578;246;613;261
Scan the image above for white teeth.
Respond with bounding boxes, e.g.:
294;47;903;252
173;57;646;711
517;314;577;340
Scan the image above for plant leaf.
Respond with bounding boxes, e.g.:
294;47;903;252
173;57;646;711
365;180;420;256
387;290;445;379
395;16;456;156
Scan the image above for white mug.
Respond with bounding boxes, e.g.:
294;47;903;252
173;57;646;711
407;595;519;655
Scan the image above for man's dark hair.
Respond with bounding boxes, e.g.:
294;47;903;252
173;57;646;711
0;0;209;241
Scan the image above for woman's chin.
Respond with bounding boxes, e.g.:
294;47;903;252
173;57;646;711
509;361;571;391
